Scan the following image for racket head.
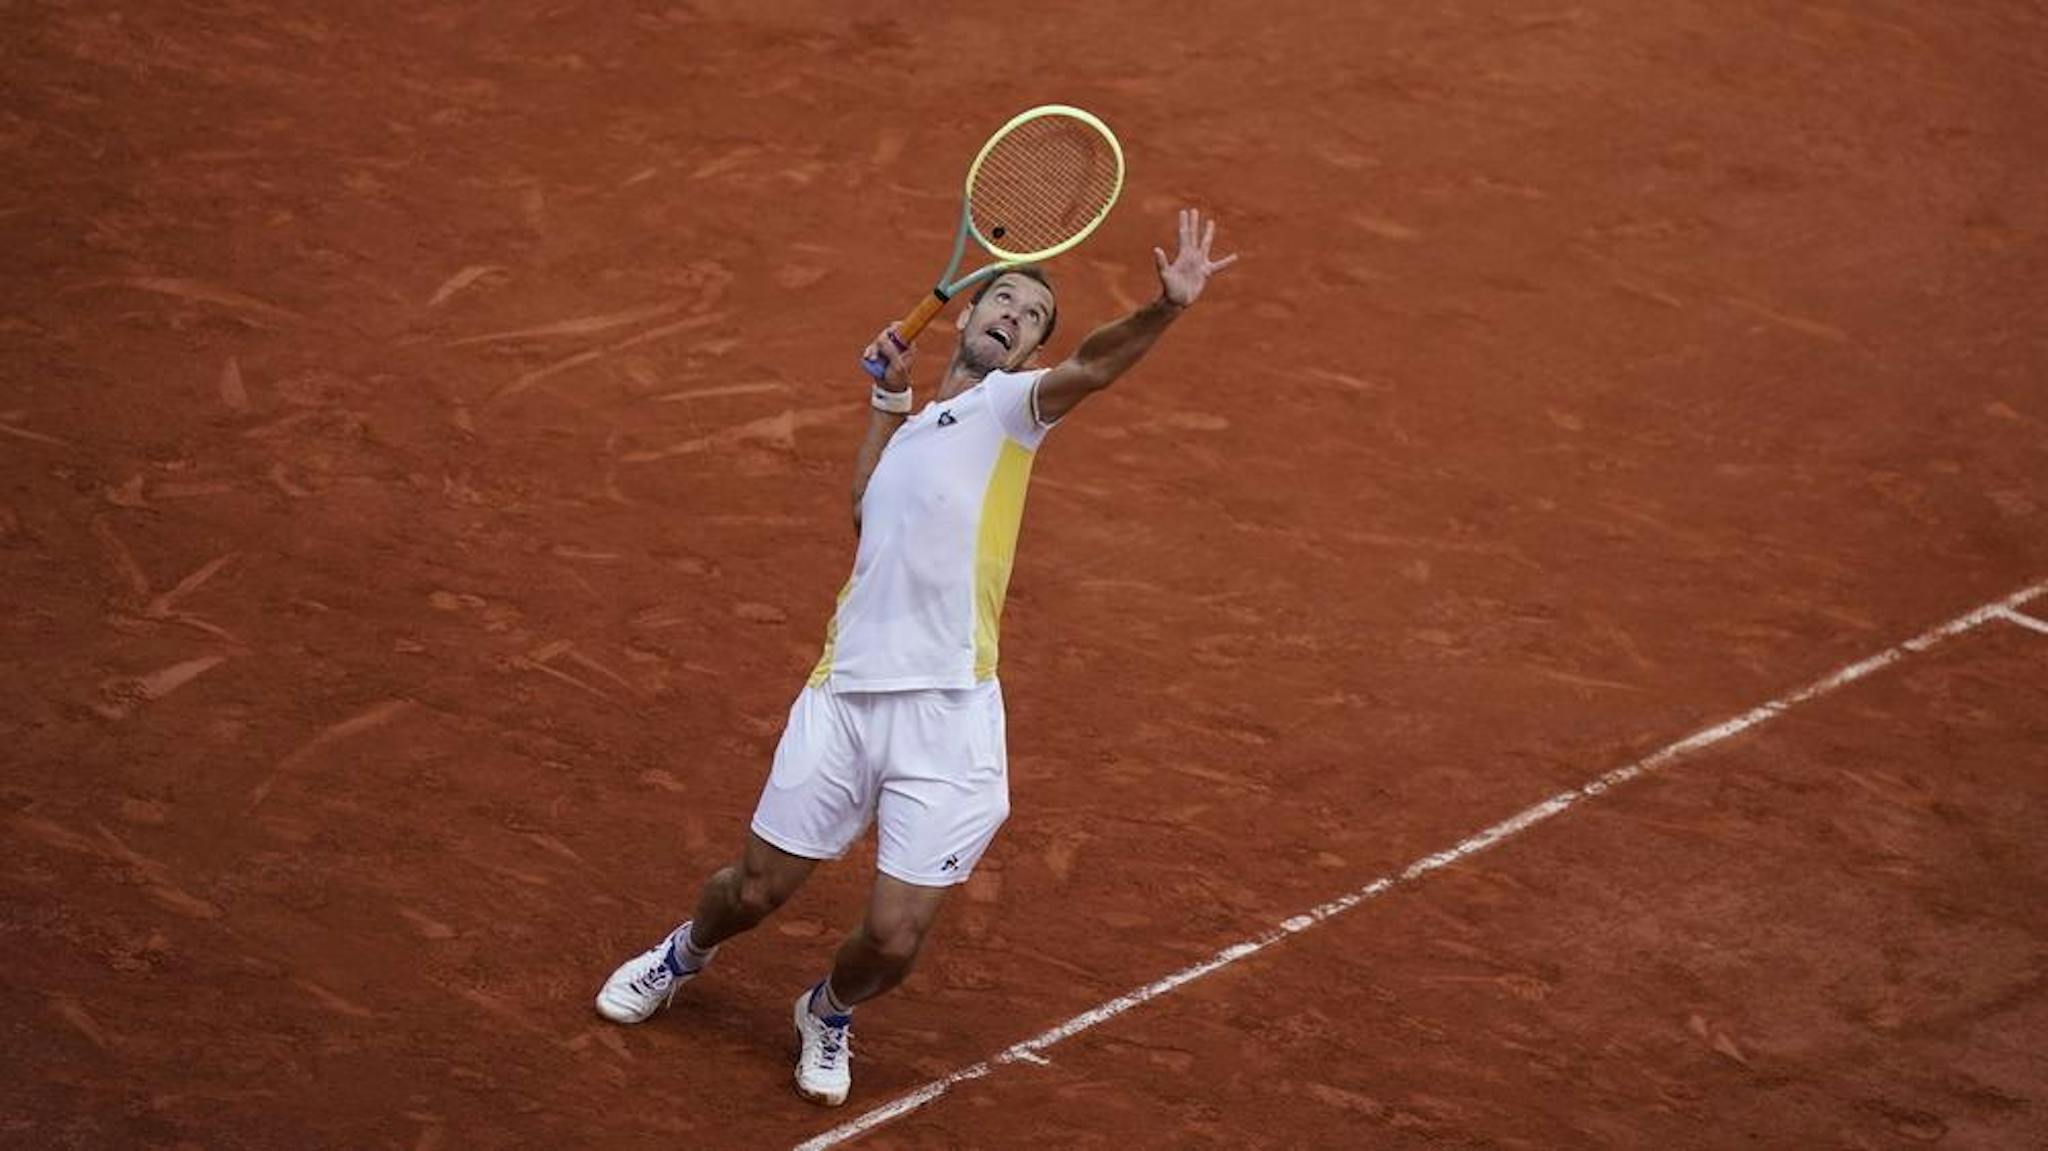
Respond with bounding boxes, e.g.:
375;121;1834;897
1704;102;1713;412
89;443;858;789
963;105;1125;264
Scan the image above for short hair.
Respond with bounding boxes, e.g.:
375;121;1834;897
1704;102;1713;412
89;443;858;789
970;266;1057;346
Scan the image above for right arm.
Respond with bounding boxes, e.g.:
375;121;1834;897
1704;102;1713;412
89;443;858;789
850;323;916;532
850;408;906;533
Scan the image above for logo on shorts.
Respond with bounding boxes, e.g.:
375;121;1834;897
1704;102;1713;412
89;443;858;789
941;854;960;872
936;410;958;427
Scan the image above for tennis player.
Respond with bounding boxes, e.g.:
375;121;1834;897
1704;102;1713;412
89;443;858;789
596;209;1237;1107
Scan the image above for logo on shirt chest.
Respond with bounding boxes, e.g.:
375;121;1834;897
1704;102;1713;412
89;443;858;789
936;410;958;427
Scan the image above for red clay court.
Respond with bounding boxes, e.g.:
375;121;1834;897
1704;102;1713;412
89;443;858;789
4;2;2045;1148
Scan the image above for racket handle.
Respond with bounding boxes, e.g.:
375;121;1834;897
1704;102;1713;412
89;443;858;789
860;291;950;381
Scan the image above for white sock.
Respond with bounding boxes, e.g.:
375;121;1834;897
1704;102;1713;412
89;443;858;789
809;979;852;1020
672;923;716;973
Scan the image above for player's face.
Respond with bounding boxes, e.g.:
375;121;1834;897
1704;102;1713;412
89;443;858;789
957;273;1055;372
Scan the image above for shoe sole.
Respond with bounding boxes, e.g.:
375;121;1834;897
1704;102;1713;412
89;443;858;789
792;993;850;1107
594;995;659;1025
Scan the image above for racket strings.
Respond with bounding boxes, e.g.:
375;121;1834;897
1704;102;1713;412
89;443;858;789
969;116;1121;258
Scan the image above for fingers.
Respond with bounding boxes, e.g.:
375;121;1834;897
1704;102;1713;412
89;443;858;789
1172;208;1225;256
872;324;910;358
1159;209;1235;302
867;324;915;384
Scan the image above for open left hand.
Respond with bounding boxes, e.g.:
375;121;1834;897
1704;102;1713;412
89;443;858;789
1154;208;1240;308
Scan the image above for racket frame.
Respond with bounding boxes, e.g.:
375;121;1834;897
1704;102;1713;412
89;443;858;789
862;104;1124;381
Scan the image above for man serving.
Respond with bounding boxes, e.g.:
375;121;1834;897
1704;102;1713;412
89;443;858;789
597;209;1238;1107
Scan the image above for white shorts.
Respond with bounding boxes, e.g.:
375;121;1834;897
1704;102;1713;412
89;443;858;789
750;680;1010;887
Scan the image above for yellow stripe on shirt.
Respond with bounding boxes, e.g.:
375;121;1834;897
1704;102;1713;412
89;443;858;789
807;579;854;687
972;439;1037;681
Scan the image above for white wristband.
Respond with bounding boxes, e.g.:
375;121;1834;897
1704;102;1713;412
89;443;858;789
871;385;913;415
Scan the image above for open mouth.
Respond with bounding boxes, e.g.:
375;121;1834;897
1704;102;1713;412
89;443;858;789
984;326;1013;351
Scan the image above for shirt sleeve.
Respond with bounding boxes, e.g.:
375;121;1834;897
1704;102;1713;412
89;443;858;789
985;368;1056;450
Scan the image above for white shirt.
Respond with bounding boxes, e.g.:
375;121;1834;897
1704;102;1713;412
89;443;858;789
809;369;1054;692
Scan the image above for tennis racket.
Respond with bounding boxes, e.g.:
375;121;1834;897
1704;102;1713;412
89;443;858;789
862;104;1125;380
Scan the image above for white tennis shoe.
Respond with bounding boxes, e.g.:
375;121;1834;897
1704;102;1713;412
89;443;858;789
792;985;854;1106
595;922;711;1024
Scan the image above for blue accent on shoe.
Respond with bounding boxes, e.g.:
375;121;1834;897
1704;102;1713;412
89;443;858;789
807;980;852;1026
660;923;692;978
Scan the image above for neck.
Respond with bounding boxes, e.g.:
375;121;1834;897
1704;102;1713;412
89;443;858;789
937;355;994;402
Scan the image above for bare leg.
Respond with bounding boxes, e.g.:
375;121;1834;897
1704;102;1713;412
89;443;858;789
595;831;821;1025
690;832;820;949
824;874;950;1007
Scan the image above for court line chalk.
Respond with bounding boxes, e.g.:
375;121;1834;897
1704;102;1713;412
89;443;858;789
1992;605;2048;637
793;578;2046;1151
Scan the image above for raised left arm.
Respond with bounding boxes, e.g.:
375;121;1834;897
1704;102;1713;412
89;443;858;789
1035;208;1238;425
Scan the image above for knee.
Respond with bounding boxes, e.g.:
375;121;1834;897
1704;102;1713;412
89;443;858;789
860;914;929;968
736;871;791;921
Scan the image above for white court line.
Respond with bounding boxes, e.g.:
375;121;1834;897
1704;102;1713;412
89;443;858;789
793;579;2047;1151
1993;606;2048;637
